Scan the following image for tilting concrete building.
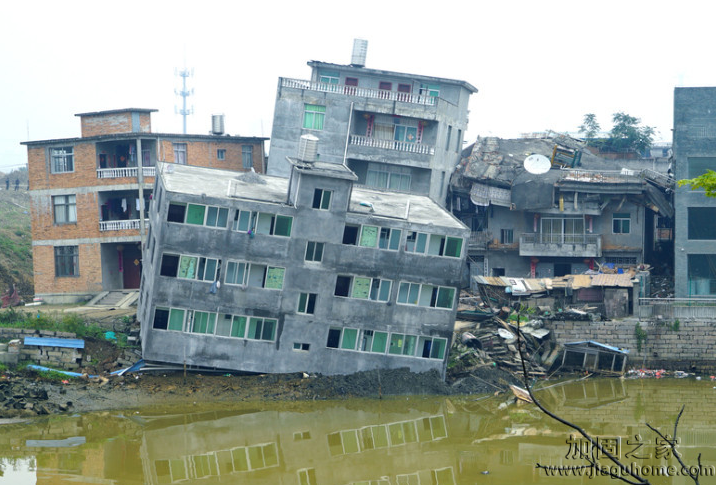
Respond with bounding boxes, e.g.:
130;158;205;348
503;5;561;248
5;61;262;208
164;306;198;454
138;144;468;376
673;87;716;297
267;39;477;204
23;108;267;303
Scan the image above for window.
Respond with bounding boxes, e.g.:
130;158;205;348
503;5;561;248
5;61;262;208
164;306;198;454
319;71;339;84
50;147;74;173
247;317;277;341
456;129;462;151
397;83;412;101
353;225;402;250
216;314;246;338
297;468;317;485
419;83;440;98
426;235;463;257
53;194;76;224
298;293;317;314
613;213;631;234
242;145;253;169
326;327;359;350
688;207;716;239
153;308;169;330
394;123;418;143
359;330;388;353
225;261;284;289
406;232;428;254
389;333;418;356
312;188;332;210
190;311;217;334
500;229;514;244
303;104;325;130
54;246;78;277
217;149;226;161
687;157;716;179
417;336;447;359
305;241;324;262
293;343;310;351
334;275;391;301
255;213;293;237
446;126;452;149
366;167;411;191
160;254;180;276
171;255;220;281
397;282;455;309
173;143;187;164
167;203;228;228
342;224;360;245
233;209;253;231
378;81;392;98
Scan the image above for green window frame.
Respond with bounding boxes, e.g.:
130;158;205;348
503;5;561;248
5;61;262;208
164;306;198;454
191;311;216;334
371;331;388;353
406;231;428;254
247;318;277;341
298;292;317;314
359;225;379;247
312;189;332;210
186;204;206;225
233;210;253;232
444;237;463;257
168;308;185;331
205;206;229;228
303;104;325;130
177;255;198;279
379;228;402;250
340;328;358;350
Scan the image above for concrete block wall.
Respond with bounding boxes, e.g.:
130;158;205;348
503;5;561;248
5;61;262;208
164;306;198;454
545;318;716;373
0;328;84;370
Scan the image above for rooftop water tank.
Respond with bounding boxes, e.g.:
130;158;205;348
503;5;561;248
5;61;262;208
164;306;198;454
298;134;319;162
211;114;225;135
350;39;368;67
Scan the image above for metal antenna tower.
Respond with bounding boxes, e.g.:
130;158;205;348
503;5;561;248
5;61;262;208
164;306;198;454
175;67;194;134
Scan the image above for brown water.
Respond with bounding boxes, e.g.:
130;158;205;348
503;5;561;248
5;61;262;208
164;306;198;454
0;378;715;484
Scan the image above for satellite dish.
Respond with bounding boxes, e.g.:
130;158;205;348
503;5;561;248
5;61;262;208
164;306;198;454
523;154;551;175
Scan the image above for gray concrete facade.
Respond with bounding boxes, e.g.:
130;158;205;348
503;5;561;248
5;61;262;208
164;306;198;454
673;87;716;297
267;57;477;205
139;162;469;377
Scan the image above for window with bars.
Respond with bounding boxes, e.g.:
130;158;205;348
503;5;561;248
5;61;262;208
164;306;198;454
54;246;79;277
242;145;253;169
173;143;187;164
50;147;74;173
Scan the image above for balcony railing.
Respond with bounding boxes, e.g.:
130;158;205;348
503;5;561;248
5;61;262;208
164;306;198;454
96;166;156;179
349;135;435;155
638;297;716;320
559;169;642;184
468;231;492;250
281;78;437;106
519;233;602;257
100;219;141;232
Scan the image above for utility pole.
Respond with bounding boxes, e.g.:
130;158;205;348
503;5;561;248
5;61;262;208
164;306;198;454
175;67;194;134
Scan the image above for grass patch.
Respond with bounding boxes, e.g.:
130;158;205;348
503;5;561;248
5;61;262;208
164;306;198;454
0;307;107;340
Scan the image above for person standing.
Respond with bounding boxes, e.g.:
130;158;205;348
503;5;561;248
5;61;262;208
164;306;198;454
14;178;19;191
4;179;8;190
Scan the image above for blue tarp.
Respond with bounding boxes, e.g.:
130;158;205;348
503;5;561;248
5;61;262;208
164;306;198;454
24;337;84;349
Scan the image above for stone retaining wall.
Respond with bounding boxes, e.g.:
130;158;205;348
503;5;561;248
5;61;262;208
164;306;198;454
544;318;716;373
0;328;83;370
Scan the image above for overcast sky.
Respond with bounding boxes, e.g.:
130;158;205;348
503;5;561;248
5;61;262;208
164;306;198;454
1;0;712;173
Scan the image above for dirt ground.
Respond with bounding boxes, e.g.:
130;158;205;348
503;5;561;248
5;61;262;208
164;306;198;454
0;359;524;419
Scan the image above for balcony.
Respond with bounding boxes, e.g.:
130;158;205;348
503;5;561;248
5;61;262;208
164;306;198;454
97;166;156;179
349;135;435;155
281;78;437;106
519;233;602;258
468;231;492;250
100;219;141;232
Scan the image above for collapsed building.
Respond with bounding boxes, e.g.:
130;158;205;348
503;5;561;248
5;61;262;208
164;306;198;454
449;134;674;292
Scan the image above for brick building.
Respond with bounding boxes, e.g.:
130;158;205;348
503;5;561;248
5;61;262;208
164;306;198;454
23;108;267;304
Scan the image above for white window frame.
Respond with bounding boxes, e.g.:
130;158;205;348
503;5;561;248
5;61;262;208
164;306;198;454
53;194;77;224
305;241;324;262
173;143;187;164
217;149;226;161
396;281;456;309
225;261;284;289
50;146;74;173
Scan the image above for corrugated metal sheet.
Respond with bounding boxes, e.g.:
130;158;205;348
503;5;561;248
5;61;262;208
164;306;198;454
571;275;593;289
591;274;634;287
24;337;85;349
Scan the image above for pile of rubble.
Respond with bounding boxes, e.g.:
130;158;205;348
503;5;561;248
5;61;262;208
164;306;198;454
449;312;559;389
0;378;72;417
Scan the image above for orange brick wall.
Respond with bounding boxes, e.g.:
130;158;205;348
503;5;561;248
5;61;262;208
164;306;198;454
32;243;103;295
31;191;100;241
80;112;152;137
157;139;265;173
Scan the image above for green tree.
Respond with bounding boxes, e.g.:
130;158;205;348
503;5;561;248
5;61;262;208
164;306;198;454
607;112;655;153
678;170;716;196
578;113;600;143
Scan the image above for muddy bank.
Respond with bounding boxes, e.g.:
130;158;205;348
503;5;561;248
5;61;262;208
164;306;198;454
0;365;524;419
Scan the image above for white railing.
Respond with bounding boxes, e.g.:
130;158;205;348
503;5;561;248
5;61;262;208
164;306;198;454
99;219;141;231
349;135;435;155
638;297;716;320
97;166;156;179
281;78;437;106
